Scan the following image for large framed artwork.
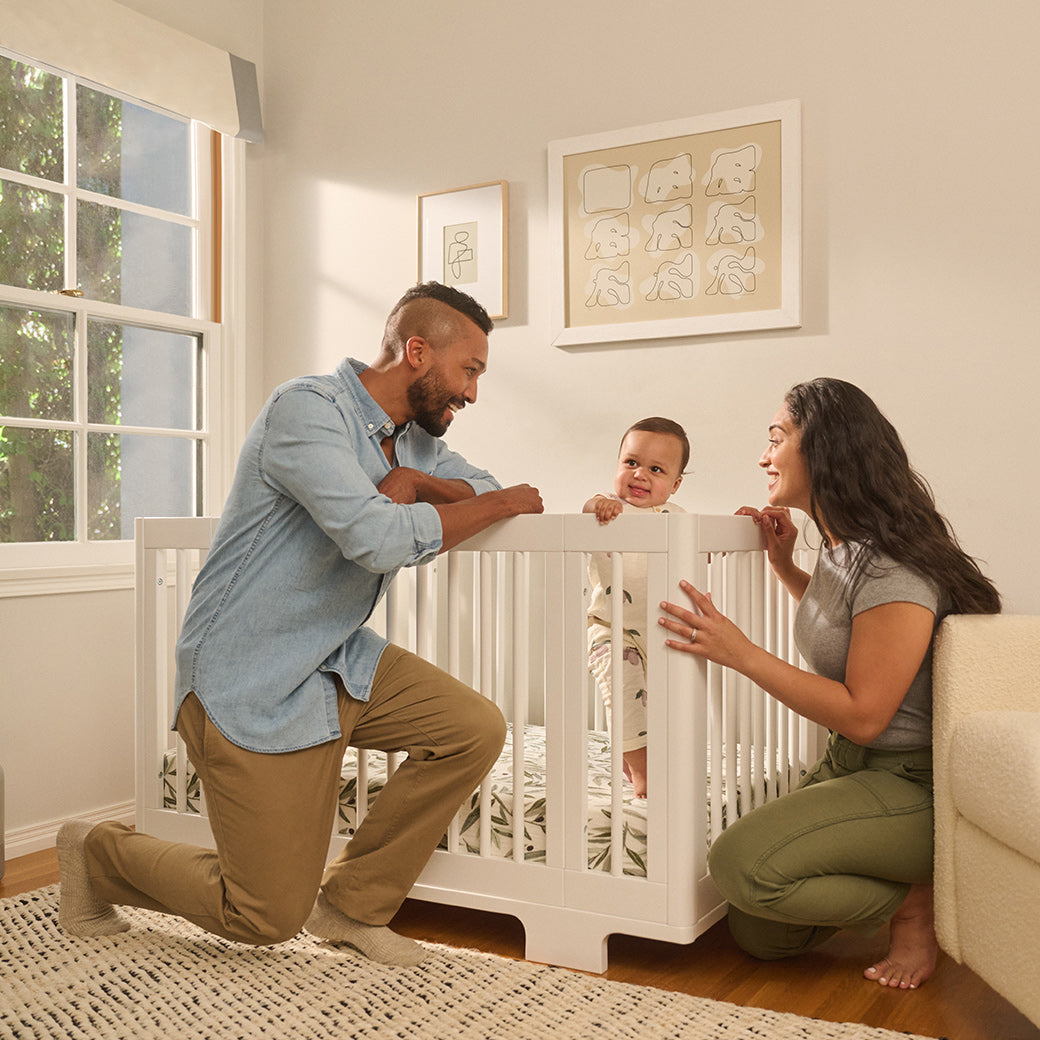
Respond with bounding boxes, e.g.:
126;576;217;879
418;180;508;320
548;101;801;346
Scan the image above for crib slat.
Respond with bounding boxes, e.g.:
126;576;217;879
562;546;590;874
707;556;726;844
151;547;174;813
356;752;369;824
541;549;566;871
730;555;752;816
511;552;529;863
608;550;625;876
643;544;670;883
477;551;494;856
443;552;463;853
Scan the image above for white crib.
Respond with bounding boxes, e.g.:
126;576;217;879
135;512;823;973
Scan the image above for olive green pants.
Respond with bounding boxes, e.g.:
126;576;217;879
86;645;506;946
707;732;934;960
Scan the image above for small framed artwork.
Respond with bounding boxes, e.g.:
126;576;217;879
418;180;508;320
548;101;801;346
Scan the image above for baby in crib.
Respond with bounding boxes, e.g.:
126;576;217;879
583;417;689;797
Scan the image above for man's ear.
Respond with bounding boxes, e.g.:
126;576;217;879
404;335;429;371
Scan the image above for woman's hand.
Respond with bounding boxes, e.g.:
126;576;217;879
736;505;799;565
662;579;937;744
658;580;755;672
736;505;810;602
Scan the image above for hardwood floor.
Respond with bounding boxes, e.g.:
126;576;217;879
3;848;1037;1040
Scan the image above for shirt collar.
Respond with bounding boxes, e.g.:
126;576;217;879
341;357;403;442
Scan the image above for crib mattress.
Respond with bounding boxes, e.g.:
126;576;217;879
160;725;651;877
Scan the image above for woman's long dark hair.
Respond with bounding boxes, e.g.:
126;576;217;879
785;378;1000;615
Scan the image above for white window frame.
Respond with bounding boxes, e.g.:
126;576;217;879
0;52;243;596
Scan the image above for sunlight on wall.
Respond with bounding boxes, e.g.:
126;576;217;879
312;180;415;372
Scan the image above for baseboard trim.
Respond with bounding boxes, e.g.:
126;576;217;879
4;802;135;858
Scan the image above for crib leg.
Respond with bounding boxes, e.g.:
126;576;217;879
519;907;611;974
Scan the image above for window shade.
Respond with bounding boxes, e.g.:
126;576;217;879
0;0;262;141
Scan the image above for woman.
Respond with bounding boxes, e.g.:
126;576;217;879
659;378;1000;990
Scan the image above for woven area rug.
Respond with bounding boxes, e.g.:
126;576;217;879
1;887;935;1040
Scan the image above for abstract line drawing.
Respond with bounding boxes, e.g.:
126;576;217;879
705;247;757;296
645;253;696;302
582;165;632;213
586;262;632;308
643;153;694;203
549;101;800;343
585;214;631;259
705;198;758;245
704;144;759;196
645;204;693;252
444;224;477;284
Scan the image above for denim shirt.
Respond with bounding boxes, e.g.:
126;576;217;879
173;358;501;753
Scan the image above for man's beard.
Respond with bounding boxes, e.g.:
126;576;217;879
406;367;460;437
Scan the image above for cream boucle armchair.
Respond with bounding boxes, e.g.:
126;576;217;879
933;614;1040;1028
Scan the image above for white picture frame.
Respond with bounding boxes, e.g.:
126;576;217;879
418;180;508;320
548;101;801;346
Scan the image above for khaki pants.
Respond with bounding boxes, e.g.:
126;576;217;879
86;645;506;945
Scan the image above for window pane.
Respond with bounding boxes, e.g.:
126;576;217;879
78;199;192;315
0;425;74;542
77;86;190;216
88;432;195;540
88;322;197;428
0;54;64;182
0;305;74;421
0;179;65;291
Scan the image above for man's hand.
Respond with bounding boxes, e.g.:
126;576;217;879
434;483;543;552
378;467;478;505
377;467;423;504
495;483;544;517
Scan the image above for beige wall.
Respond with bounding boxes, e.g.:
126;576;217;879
260;0;1039;619
4;0;1037;844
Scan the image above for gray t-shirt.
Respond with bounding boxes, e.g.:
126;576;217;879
793;543;943;750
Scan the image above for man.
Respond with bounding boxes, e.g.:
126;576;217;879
57;282;542;967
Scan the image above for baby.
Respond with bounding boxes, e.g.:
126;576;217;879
583;417;689;797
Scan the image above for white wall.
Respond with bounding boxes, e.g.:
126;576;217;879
261;0;1040;617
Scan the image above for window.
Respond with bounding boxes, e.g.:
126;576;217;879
0;48;225;575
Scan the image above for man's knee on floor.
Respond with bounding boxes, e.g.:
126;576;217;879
225;890;314;946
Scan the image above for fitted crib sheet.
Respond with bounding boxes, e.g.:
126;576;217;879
160;724;651;877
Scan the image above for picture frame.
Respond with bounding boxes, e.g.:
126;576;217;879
418;180;509;320
548;101;801;346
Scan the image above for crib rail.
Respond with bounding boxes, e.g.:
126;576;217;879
134;512;822;971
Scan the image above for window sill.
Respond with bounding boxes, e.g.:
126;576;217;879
0;562;134;598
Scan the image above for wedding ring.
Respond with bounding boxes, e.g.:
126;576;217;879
689;629;697;643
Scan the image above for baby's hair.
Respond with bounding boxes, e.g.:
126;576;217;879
622;417;690;473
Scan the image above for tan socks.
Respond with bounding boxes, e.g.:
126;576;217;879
56;821;131;937
304;891;427;967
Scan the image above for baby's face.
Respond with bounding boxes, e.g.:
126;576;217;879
612;430;684;509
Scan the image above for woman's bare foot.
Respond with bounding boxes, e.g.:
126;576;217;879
864;883;938;989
